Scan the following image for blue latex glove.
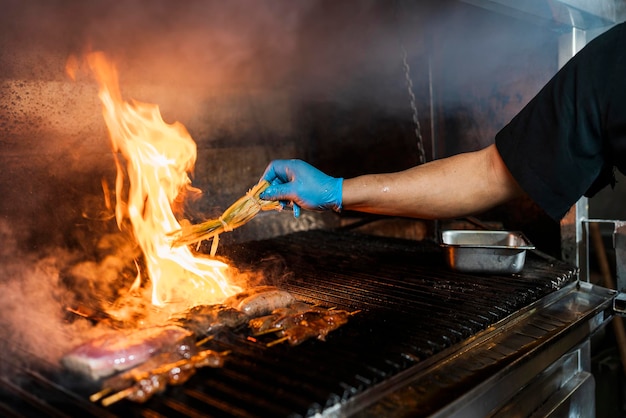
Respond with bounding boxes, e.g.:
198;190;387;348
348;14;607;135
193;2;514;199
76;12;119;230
260;159;343;218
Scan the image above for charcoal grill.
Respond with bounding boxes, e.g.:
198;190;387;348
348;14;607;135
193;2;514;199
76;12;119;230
0;229;613;417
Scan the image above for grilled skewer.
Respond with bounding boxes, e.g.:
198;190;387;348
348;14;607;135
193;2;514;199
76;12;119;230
74;287;355;406
247;303;359;347
99;349;229;406
169;304;248;336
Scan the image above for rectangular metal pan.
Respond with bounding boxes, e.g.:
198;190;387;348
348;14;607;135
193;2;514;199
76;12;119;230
441;230;536;274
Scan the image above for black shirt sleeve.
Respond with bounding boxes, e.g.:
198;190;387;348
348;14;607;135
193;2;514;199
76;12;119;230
495;21;626;221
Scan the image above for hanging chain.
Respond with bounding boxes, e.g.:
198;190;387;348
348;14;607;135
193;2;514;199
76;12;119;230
400;40;426;164
401;45;426;165
393;0;426;164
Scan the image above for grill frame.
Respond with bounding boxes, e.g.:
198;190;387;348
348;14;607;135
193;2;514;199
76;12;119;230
0;229;611;418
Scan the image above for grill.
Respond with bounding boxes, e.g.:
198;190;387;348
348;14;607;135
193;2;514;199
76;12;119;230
0;229;614;417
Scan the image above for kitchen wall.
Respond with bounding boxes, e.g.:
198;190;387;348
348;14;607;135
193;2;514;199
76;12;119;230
0;0;622;257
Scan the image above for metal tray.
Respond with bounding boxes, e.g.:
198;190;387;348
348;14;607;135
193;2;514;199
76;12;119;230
440;230;535;274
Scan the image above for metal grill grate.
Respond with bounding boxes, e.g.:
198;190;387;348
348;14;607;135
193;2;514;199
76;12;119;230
0;229;578;417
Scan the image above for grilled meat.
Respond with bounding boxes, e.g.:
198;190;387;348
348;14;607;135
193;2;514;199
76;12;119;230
248;303;354;347
63;285;354;406
169;304;248;336
248;302;325;335
273;310;352;346
64;287;293;381
170;287;297;335
61;325;194;380
225;286;296;317
222;285;278;307
95;348;228;406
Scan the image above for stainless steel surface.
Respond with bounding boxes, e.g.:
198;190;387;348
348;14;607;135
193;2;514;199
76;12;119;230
441;230;535;274
493;341;594;418
581;220;626;315
615;221;626;293
460;0;626;29
557;16;591;274
561;198;588;279
558;0;626;24
348;281;613;418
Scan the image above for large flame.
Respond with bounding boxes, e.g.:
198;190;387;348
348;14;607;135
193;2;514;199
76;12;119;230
85;52;241;311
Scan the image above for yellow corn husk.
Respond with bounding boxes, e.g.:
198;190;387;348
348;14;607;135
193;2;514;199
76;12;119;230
169;180;280;248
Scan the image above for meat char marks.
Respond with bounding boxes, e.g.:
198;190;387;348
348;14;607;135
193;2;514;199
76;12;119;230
169;304;248;336
92;346;229;406
248;302;354;346
170;286;296;334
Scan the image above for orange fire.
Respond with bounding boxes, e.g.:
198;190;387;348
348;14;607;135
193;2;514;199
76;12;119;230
82;52;241;312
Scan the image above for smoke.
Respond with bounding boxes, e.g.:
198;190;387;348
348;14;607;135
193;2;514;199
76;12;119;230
0;0;422;252
0;219;87;374
0;0;587;375
0;0;563;157
1;0;317;88
0;215;234;377
0;0;584;125
0;0;426;109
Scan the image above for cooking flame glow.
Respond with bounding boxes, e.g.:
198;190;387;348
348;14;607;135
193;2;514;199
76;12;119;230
85;52;241;311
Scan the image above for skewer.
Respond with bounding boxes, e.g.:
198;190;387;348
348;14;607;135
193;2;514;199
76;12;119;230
91;349;231;406
150;358;189;375
97;360;190;407
258;308;360;344
253;327;283;336
195;335;214;346
89;387;113;402
266;336;289;347
101;386;136;407
65;307;89;318
89;302;356;406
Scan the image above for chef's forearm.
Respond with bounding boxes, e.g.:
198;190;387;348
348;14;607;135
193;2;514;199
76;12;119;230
342;166;478;219
341;144;523;219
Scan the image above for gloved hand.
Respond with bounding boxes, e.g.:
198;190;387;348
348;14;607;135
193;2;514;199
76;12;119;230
259;159;343;218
